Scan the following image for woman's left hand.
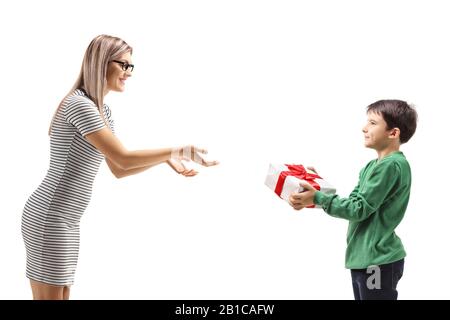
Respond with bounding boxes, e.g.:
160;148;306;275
167;159;198;177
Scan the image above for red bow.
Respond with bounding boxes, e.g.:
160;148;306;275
274;164;322;198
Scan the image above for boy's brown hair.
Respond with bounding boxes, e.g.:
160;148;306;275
367;100;418;144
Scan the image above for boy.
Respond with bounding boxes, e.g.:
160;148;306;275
289;100;417;300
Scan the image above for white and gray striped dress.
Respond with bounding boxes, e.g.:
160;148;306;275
21;89;114;286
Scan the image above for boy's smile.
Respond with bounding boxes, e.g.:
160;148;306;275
362;111;394;150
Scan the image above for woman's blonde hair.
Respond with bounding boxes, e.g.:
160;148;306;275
49;35;133;135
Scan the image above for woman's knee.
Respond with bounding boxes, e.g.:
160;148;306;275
30;280;64;300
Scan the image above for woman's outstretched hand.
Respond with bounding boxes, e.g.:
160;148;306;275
168;146;219;176
166;159;198;177
171;146;219;167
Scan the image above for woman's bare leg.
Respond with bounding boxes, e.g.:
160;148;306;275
30;279;64;300
63;286;70;300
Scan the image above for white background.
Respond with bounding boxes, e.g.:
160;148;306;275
1;0;449;299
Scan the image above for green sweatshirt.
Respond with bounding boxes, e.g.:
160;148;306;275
314;151;411;269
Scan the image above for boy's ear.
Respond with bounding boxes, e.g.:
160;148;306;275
389;127;401;139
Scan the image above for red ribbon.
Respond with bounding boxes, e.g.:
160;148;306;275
274;164;322;205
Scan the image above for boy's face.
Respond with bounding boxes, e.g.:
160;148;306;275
362;111;397;149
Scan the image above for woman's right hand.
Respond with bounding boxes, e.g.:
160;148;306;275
167;159;198;177
171;146;219;167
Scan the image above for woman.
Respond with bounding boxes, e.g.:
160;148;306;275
21;35;218;300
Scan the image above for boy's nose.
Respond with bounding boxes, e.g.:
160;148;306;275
362;123;369;132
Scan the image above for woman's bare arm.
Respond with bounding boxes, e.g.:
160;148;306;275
85;127;218;178
85;127;172;170
105;158;164;178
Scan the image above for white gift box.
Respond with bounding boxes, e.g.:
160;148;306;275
264;164;336;208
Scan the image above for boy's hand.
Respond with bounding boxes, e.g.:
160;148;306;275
288;182;317;210
306;166;318;174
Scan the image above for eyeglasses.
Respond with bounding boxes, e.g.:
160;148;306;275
112;60;134;72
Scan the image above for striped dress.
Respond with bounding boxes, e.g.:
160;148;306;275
21;89;114;286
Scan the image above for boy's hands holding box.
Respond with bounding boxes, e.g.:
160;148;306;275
289;182;317;210
265;164;336;210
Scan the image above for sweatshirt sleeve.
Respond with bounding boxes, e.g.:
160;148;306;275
314;161;400;222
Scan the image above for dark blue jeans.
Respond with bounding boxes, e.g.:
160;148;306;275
351;259;404;300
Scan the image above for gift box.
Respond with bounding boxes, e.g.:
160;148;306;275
264;164;336;208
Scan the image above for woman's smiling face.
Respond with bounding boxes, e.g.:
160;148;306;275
106;51;133;93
